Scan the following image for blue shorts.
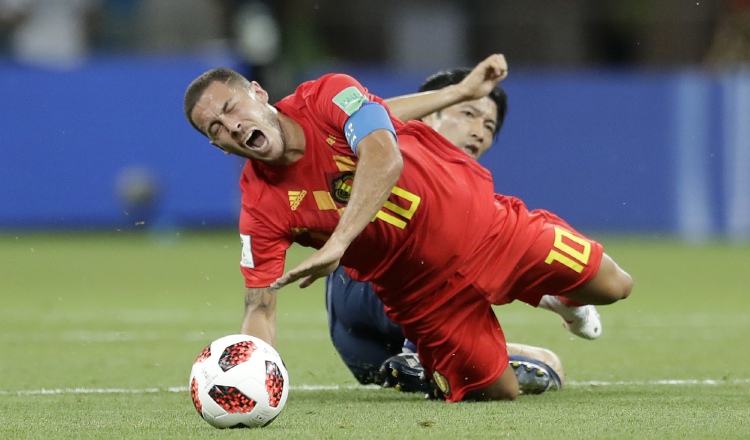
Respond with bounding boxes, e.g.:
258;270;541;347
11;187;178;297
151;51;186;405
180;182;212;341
325;266;404;384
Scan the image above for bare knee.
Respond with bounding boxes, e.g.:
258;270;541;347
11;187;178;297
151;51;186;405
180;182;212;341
461;365;518;402
599;254;633;303
567;253;632;305
463;386;518;401
593;270;632;305
615;270;633;301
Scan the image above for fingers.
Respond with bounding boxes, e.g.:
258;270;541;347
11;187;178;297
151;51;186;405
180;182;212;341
270;265;303;289
488;53;507;70
298;274;317;289
484;53;508;81
270;275;289;290
271;265;323;290
271;246;342;290
271;272;317;290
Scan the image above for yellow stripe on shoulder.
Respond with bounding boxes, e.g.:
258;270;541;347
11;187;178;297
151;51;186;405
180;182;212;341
332;155;356;172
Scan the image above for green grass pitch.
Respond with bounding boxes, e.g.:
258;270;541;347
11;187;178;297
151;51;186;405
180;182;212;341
0;231;749;439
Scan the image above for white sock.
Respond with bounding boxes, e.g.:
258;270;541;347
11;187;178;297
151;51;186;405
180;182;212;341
538;295;576;322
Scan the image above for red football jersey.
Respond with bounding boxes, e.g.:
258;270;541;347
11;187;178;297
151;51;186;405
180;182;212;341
238;74;498;304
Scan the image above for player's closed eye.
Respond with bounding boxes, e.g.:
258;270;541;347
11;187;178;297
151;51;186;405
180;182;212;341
209;123;221;137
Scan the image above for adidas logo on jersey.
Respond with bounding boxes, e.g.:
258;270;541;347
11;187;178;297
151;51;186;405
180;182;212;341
288;190;307;211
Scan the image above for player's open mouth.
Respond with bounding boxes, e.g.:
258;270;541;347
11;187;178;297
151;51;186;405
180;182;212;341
463;145;479;157
244;130;269;152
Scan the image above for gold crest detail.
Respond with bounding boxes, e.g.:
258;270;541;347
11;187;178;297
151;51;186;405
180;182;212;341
432;370;451;396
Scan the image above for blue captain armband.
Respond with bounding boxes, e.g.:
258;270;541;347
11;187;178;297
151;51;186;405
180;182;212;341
344;102;397;154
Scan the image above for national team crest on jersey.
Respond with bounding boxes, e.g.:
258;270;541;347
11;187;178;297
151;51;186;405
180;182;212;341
330;171;354;204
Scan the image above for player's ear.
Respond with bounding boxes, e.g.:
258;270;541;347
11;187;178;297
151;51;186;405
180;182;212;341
249;81;269;103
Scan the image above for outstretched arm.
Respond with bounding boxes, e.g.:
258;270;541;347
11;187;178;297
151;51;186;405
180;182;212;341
384;53;508;121
271;128;403;290
240;286;278;347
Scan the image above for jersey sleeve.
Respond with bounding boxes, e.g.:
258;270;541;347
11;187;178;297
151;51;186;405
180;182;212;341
305;73;371;127
303;74;396;152
238;207;289;288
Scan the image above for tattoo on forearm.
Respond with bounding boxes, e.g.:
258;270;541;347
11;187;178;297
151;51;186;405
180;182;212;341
244;288;274;309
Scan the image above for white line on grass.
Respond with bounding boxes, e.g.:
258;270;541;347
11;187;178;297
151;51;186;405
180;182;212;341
2;379;749;396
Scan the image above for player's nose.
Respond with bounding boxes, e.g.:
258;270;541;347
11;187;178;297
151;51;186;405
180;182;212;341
217;115;242;134
228;117;242;132
470;122;485;142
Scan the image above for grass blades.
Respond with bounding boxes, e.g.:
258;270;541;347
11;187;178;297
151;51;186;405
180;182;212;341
0;231;749;439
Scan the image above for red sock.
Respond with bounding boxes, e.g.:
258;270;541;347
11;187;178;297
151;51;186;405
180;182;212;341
556;296;584;308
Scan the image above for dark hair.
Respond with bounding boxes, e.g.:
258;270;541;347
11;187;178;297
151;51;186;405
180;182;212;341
418;67;508;137
183;67;251;134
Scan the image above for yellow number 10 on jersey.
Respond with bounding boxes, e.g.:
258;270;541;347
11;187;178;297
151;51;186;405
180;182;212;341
545;226;592;273
373;186;422;229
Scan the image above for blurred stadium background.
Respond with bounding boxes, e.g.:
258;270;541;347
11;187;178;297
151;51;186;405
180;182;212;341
2;2;750;437
1;0;749;240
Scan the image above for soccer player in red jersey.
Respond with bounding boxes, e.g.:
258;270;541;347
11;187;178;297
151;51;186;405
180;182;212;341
326;61;601;396
184;54;632;402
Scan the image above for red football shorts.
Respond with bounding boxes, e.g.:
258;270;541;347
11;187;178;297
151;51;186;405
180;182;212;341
398;196;603;401
400;273;508;402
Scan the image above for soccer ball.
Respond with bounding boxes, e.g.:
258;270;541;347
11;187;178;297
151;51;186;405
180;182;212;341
189;334;290;428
